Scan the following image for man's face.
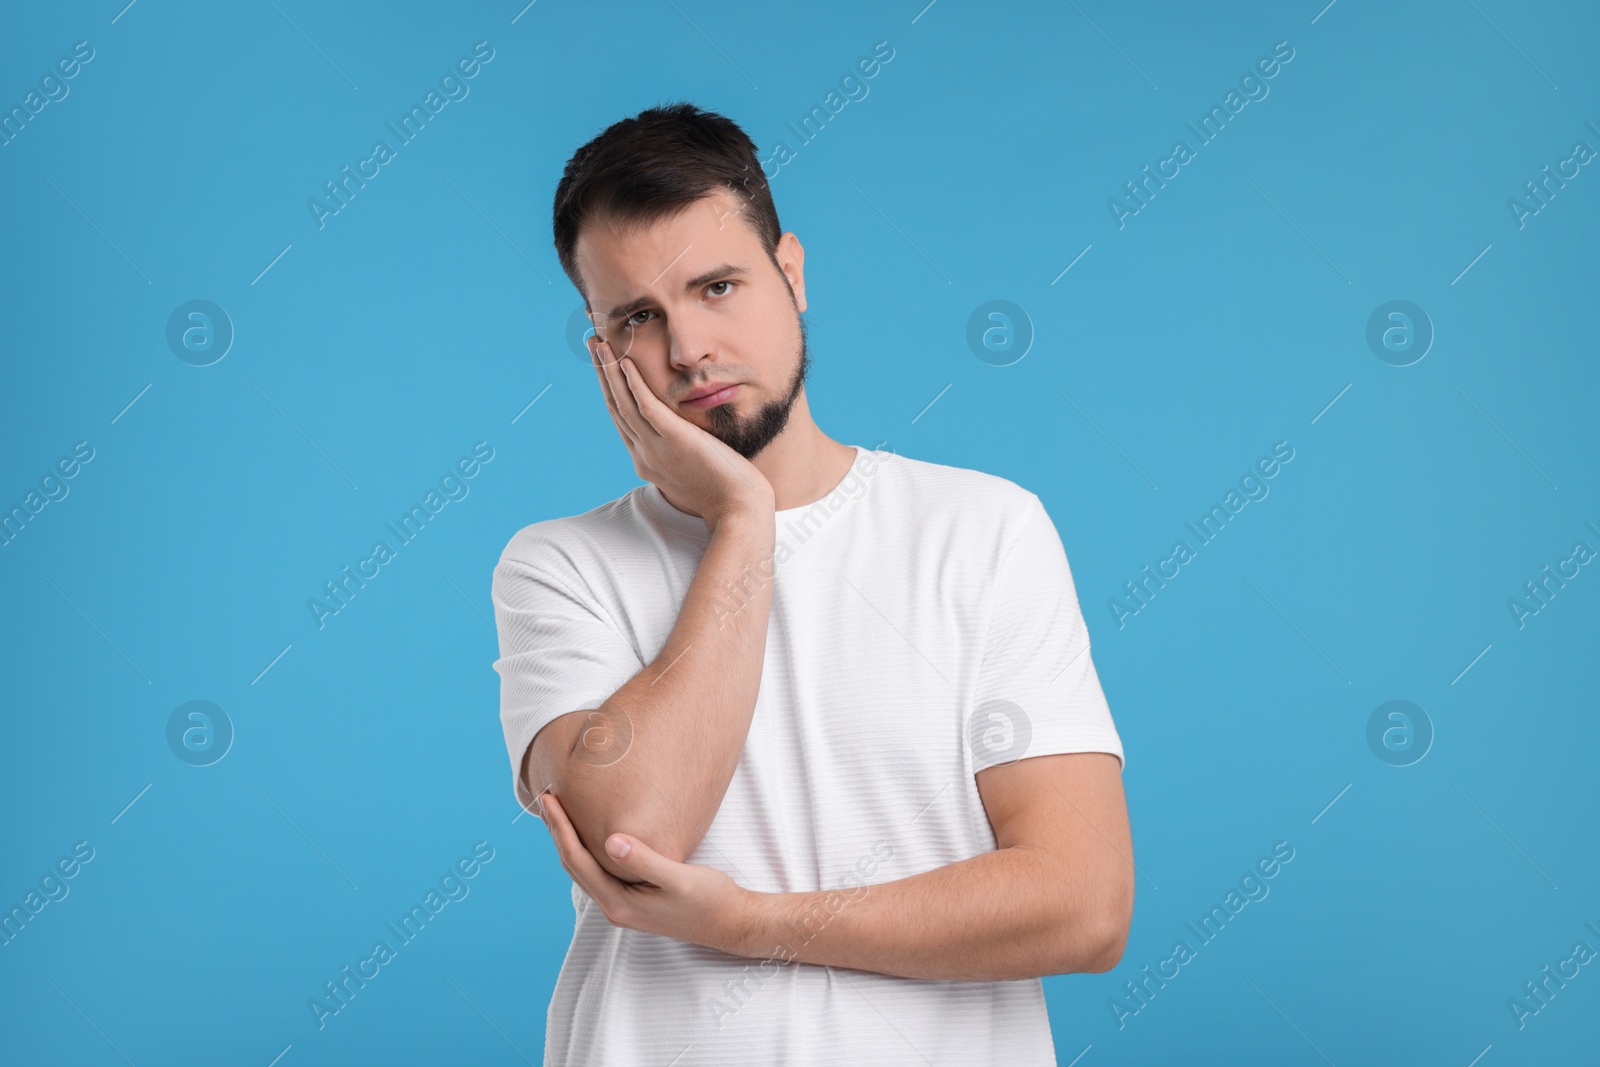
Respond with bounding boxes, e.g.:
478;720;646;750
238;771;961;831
576;188;811;461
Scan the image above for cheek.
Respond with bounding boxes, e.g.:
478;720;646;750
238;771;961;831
749;294;800;351
635;366;674;403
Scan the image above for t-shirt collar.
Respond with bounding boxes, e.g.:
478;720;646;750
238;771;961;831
638;444;871;539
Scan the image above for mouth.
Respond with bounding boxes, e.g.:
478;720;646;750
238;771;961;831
682;382;741;409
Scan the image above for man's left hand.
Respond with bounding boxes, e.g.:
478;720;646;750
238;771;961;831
538;791;757;956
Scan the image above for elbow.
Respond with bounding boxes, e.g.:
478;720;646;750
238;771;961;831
1081;914;1130;974
544;793;695;885
1029;906;1130;978
1064;888;1133;975
543;752;700;865
1086;864;1137;973
1084;884;1135;973
554;768;703;866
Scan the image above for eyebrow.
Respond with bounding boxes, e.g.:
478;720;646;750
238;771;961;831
604;263;750;324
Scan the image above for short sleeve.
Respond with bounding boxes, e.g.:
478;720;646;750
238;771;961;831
970;493;1124;773
491;551;646;812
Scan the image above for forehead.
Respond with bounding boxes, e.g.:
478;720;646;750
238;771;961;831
576;187;763;312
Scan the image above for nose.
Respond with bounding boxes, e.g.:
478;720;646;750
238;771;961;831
666;305;718;374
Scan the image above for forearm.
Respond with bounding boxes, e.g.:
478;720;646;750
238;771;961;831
730;845;1121;982
538;508;776;869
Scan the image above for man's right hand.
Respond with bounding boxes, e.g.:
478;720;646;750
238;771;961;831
589;337;774;529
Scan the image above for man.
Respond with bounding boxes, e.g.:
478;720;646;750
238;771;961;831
492;101;1134;1065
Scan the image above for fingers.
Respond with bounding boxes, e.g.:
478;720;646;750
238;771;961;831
616;357;665;436
541;794;665;919
601;344;652;436
591;339;643;431
540;793;612;896
591;339;639;445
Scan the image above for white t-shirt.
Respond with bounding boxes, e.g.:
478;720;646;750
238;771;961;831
492;443;1124;1066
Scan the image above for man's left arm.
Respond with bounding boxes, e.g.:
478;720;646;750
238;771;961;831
537;749;1135;982
731;750;1134;981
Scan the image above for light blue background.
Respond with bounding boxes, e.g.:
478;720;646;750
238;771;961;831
2;1;1597;1063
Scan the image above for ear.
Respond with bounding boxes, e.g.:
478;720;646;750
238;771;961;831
776;231;807;314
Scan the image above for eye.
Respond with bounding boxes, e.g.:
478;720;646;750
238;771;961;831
624;309;655;328
707;280;734;297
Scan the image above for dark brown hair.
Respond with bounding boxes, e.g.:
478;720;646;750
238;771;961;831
552;101;782;306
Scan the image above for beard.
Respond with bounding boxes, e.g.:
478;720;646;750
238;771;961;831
702;307;810;461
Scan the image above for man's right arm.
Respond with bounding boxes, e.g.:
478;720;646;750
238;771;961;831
521;503;775;883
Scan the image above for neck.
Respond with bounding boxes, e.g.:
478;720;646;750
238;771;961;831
750;391;855;512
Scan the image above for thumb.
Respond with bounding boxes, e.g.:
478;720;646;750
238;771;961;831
605;833;673;879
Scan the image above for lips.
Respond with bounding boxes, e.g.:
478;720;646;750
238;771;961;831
682;382;741;408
